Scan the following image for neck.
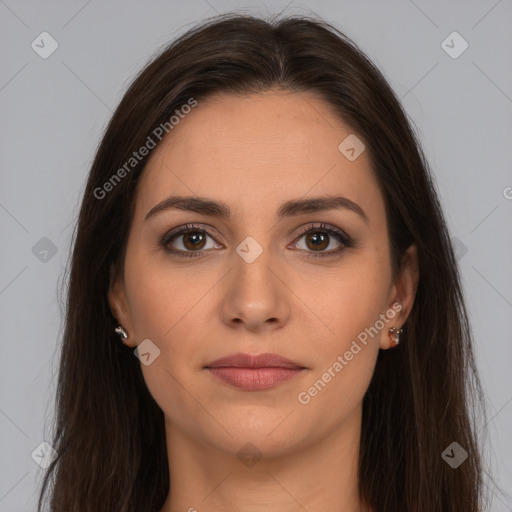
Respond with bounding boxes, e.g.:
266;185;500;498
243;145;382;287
159;403;372;512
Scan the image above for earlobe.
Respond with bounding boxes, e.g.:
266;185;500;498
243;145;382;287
108;265;134;347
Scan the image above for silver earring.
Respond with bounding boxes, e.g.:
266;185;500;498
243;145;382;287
388;326;403;346
115;325;128;343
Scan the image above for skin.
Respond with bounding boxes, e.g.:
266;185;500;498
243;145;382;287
109;89;419;512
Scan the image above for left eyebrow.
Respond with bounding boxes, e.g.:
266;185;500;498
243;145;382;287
144;195;369;225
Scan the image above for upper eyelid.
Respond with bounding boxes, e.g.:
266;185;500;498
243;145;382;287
164;223;222;242
294;223;346;238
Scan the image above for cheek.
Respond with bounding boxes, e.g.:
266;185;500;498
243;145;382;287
290;257;389;411
293;267;386;416
123;263;209;422
124;252;208;340
123;255;217;395
296;344;378;431
294;259;390;346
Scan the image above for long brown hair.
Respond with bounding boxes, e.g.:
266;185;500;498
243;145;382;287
37;12;494;511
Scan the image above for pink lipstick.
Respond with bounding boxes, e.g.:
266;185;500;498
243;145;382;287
204;352;306;390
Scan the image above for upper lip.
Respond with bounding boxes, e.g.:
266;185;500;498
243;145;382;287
205;352;305;369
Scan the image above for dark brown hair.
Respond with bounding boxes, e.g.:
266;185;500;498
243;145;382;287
37;12;495;512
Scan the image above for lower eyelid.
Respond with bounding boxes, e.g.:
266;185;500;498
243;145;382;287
292;233;349;257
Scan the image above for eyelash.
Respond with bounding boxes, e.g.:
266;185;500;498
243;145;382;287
160;223;353;259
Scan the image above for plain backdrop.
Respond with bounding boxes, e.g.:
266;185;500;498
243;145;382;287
0;1;511;510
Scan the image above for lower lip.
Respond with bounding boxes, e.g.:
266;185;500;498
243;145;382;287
206;367;305;390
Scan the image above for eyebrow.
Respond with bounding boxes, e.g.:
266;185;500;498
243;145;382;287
144;195;369;224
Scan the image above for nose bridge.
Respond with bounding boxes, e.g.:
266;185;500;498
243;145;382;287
232;233;278;298
229;208;278;269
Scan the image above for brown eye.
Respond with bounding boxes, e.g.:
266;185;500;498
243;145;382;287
304;231;330;251
180;231;207;251
293;224;353;258
161;224;221;258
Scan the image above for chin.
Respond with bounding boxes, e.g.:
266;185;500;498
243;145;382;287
197;413;315;459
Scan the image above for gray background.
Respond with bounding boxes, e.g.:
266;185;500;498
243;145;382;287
1;0;511;510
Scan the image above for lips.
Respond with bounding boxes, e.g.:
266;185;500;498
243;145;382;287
205;352;304;369
204;352;306;390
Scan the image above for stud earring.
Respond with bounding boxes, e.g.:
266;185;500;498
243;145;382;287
388;326;403;346
115;325;129;344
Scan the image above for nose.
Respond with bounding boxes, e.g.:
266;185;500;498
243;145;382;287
219;247;291;333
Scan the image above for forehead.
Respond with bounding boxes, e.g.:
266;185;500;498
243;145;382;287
134;90;383;223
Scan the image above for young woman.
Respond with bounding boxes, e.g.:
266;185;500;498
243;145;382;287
38;12;491;512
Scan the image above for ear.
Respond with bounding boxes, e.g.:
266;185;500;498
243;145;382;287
380;243;420;349
108;264;135;347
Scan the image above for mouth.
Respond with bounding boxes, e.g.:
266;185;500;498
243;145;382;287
204;352;307;390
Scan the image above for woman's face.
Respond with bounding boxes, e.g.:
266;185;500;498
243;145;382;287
109;89;417;459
